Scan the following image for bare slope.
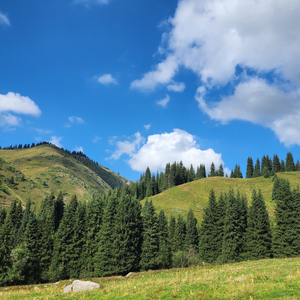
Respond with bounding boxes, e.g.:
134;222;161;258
142;172;300;222
0;144;129;209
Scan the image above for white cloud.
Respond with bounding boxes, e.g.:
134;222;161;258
0;12;10;26
107;132;145;160
93;135;102;143
31;128;53;135
128;129;224;172
157;94;170;108
74;146;84;153
0;92;41;127
167;82;185;92
50;136;63;148
144;124;151;131
97;74;117;85
196;77;300;147
131;0;300;146
68;116;84;124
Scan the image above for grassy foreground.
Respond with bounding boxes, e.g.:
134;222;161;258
1;257;300;299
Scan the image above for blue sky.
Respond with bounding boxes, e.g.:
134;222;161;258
1;0;300;181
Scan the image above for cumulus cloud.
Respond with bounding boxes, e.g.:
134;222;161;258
93;135;102;143
107;132;145;160
0;12;10;26
69;116;84;124
128;129;224;172
97;74;117;85
131;0;300;146
167;82;185;92
196;77;300;147
0;92;41;127
50;136;63;148
157;94;170;108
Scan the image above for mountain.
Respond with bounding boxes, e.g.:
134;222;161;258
141;172;300;222
0;144;130;210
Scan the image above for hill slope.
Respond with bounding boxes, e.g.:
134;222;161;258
0;144;129;209
142;172;300;222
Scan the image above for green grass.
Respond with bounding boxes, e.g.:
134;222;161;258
1;257;300;299
142;173;300;222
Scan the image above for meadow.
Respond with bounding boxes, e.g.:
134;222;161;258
1;257;300;299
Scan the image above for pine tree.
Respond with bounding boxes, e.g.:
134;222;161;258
209;162;216;177
291;187;300;255
295;160;300;172
145;181;153;197
222;189;244;263
17;199;32;242
157;210;172;269
199;190;220;263
140;200;159;270
170;162;177;187
168;215;176;253
94;193;118;277
198;164;206;179
0;206;6;228
218;164;224;177
272;154;281;173
113;194;142;275
272;179;295;257
189;164;196;182
163;163;171;190
246;157;254;178
286;152;295;171
245;190;272;260
54;192;65;232
174;215;186;252
185;209;198;251
280;159;285;172
253;158;261;177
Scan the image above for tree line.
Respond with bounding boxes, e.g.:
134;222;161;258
1;175;300;286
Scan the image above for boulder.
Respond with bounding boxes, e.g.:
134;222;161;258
63;280;100;294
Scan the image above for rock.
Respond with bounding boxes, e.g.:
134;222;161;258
63;285;72;294
126;272;134;277
63;280;100;294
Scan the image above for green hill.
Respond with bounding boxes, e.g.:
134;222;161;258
142;172;300;222
0;144;130;210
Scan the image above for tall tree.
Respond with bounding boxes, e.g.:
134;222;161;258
286;152;295;171
174;215;186;252
246;157;254;178
209;162;216;177
253;158;261;177
185;209;198;251
272;154;281;173
280;159;285;172
168;215;176;253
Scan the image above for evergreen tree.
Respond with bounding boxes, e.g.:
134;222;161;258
209;162;216;177
174;215;186;252
272;154;281;173
0;206;6;228
245;190;272;260
295;160;300;172
185;209;198;251
198;164;206;179
189;164;196;182
17;199;32;241
222;189;243;263
113;194;142;275
231;164;243;178
163;163;171;190
140;200;159;270
168;215;176;253
199;189;220;263
262;166;270;178
218;164;224;177
238;192;248;254
280;159;285;172
94;193;118;277
272;179;295;257
286;152;295;171
170;162;177;187
291;187;300;255
145;181;153;197
54;192;65;232
246;157;254;178
157;210;172;269
253;158;261;177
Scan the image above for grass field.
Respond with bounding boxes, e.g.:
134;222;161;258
1;257;300;299
142;172;300;222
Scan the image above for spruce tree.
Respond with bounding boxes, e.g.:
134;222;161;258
272;179;295;257
272;154;281;173
168;215;176;253
291;187;300;255
280;159;285;172
113;194;142;275
140;200;159;270
54;192;65;232
163;163;171;190
185;209;198;251
209;162;216;177
189;164;196;182
0;206;6;228
222;189;243;263
218;164;224;177
245;190;272;260
253;158;261;177
199;189;220;263
295;160;300;172
246;157;254;178
94;193;118;277
157;210;172;269
286;152;295;171
174;215;186;252
17;198;32;242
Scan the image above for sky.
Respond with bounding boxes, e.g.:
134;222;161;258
1;0;300;181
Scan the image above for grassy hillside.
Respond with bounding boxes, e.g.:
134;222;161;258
1;257;300;299
0;144;129;210
142;172;300;222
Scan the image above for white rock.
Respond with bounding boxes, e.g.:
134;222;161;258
63;280;100;293
63;285;72;294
